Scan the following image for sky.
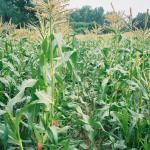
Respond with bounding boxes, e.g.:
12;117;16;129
69;0;150;16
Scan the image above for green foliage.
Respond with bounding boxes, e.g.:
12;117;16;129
134;12;150;29
70;5;104;33
70;6;104;24
0;0;36;25
70;22;99;34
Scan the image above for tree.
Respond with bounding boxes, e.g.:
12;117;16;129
133;12;150;29
70;5;104;25
69;5;105;33
0;0;36;26
92;7;104;24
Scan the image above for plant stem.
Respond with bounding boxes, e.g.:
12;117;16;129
19;140;24;150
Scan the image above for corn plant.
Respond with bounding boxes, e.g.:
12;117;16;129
0;2;150;150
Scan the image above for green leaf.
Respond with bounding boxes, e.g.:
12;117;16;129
0;77;9;87
49;126;58;144
7;90;25;113
42;37;48;54
19;79;37;91
70;50;77;66
7;79;37;113
9;54;20;65
58;126;70;134
0;109;6;115
3;61;19;76
35;89;51;106
114;140;127;150
102;77;109;89
55;33;64;48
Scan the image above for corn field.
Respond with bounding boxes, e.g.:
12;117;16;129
0;0;150;150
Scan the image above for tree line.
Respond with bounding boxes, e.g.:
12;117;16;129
70;6;150;33
0;0;150;33
0;0;37;26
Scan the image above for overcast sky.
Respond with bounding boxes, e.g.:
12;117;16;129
69;0;150;16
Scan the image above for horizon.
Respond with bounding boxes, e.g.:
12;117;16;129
69;0;150;17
